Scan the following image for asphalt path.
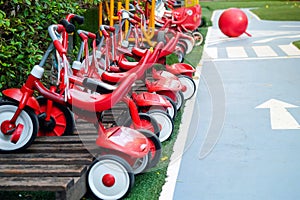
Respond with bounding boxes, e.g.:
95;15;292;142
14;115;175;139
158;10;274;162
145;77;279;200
160;9;300;200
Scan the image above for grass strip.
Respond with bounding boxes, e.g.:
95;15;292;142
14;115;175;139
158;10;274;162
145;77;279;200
293;40;300;50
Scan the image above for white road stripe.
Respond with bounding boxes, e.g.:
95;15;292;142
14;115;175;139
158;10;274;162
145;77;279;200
279;44;300;56
252;45;277;57
211;55;300;62
159;68;201;200
226;46;248;58
204;47;218;59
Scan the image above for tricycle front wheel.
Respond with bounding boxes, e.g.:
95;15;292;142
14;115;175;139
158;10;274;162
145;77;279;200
147;110;174;142
178;75;196;100
87;155;135;200
124;113;160;137
192;31;204;46
0;100;38;152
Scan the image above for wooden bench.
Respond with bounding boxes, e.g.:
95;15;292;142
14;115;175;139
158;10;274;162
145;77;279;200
0;121;97;200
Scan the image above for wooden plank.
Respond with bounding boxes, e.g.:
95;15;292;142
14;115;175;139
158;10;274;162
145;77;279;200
0;152;91;159
26;143;92;153
0;153;93;165
34;136;82;143
0;177;74;192
74;123;98;131
34;135;97;143
0;165;87;177
56;174;87;200
0;119;123;199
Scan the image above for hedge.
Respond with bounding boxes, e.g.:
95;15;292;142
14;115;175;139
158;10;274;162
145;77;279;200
0;0;100;93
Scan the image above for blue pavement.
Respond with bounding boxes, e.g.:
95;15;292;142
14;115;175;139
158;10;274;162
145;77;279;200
161;9;300;200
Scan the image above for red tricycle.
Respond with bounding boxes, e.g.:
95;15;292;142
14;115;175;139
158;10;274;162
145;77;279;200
0;23;162;199
74;26;176;142
155;2;204;46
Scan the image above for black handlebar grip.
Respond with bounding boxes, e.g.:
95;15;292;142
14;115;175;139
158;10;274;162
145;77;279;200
59;19;75;33
73;15;84;25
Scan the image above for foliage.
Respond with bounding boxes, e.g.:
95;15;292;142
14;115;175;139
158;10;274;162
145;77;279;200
0;0;100;93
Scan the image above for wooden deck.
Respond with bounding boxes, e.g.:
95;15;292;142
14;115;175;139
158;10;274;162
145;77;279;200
0;117;132;200
0;120;98;200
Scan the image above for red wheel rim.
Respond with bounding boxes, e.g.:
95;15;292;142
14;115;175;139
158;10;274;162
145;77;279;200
38;104;67;136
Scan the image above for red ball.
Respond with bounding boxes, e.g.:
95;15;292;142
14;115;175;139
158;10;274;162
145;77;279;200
218;8;249;37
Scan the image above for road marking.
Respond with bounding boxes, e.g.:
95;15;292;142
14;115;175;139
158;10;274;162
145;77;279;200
256;99;300;130
159;67;201;200
204;47;218;59
213;55;300;62
253;33;300;44
226;46;248;58
253;45;277;57
279;44;300;56
205;45;300;60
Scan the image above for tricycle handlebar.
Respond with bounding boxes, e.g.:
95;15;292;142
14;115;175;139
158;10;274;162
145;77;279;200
59;19;75;33
48;24;67;56
65;13;84;25
99;25;115;38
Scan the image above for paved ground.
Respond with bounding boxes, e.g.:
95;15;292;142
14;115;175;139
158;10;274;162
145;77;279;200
160;9;300;200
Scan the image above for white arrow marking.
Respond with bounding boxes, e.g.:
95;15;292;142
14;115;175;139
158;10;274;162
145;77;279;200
256;99;300;130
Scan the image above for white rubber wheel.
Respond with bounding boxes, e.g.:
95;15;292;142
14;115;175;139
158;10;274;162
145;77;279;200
180;38;194;54
178;75;196;100
174;49;185;63
192;31;204;46
175;91;184;111
0;101;38;152
132;153;150;175
123;113;160;137
176;41;187;55
87;155;134;200
162;95;177;119
147;110;174;142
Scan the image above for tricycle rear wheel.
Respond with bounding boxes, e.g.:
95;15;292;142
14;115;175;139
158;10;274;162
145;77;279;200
37;97;74;136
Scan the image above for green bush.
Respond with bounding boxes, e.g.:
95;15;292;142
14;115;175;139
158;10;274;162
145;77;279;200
0;0;100;93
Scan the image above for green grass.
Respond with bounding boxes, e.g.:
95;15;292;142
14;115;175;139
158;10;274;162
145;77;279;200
0;191;54;200
252;2;300;21
293;40;300;49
